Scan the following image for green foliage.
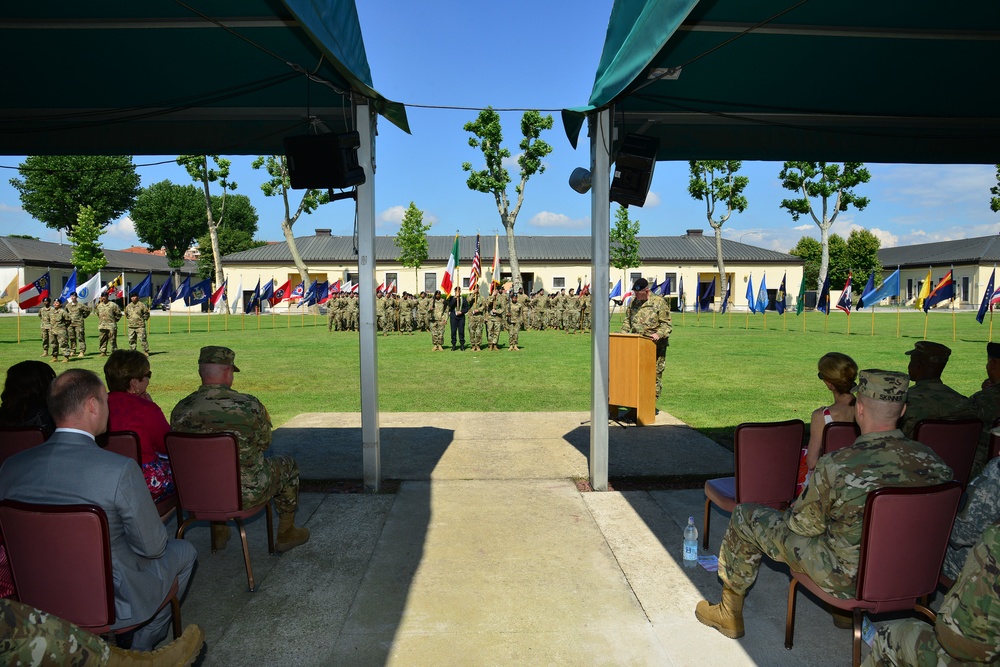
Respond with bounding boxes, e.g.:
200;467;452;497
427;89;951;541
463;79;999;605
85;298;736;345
131;181;207;269
610;206;641;271
196;194;262;279
68;206;107;276
778;162;870;222
6;234;38;240
687;160;749;227
394;202;431;275
790;230;881;291
844;228;883;287
10;155;140;233
789;236;823;289
991;164;1000;213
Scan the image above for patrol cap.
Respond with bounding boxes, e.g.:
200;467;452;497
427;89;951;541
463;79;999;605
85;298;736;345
632;278;649;291
988;342;1000;359
853;369;908;403
904;340;952;364
198;345;240;372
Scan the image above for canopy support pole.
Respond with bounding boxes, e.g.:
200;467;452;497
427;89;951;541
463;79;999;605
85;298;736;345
589;108;611;491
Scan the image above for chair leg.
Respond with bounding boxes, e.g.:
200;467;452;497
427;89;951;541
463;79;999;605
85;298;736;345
209;521;219;554
914;603;936;623
703;497;711;550
176;516;196;541
265;502;275;555
784;578;798;650
171;596;181;639
236;518;255;592
852;608;863;667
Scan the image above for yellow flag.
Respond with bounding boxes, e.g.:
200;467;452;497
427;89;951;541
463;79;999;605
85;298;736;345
0;275;17;307
916;268;932;309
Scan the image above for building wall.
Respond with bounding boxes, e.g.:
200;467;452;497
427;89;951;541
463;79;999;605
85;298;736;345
886;264;991;308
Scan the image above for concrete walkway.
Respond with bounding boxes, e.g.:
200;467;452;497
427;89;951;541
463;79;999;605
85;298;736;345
178;412;859;666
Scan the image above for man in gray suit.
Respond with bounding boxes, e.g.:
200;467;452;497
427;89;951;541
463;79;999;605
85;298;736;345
0;369;197;651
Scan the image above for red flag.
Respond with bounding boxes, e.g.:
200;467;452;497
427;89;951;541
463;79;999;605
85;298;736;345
331;279;342;293
271;280;292;304
210;280;227;312
441;234;460;294
377;281;385;294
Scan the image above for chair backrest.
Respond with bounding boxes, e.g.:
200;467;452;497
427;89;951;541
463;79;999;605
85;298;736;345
991;417;1000;461
734;419;805;508
855;481;962;613
97;430;141;464
913;418;983;486
0;426;46;467
0;500;115;630
822;421;860;455
165;432;244;513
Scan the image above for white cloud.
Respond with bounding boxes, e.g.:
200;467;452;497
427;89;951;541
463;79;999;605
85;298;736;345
793;224;812;231
874;164;995;208
866;227;899;248
0;203;23;213
377;205;438;230
529;211;589;229
501;153;521;169
105;216;135;239
644;191;661;207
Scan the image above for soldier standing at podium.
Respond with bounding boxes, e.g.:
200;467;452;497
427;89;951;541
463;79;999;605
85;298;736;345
620;278;672;402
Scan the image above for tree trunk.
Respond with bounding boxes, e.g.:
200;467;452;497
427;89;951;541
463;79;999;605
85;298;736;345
194;157;225;289
712;223;727;307
818;221;831;291
281;218;311;287
504;220;520;290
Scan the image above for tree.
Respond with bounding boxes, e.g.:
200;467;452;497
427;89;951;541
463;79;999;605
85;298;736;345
10;155;140;233
250;155;330;286
462;107;553;290
991;164;1000;213
844;228;883;288
197;194;264;279
610;206;640;289
688;160;748;302
394;202;431;288
790;234;850;289
778;162;870;290
68;206;107;277
177;156;236;289
131;181;207;271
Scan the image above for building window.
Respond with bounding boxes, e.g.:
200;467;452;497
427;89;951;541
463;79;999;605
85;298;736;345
962;276;969;302
664;273;677;295
629;272;642;288
907;278;913;300
384;272;397;292
552;276;565;289
424;273;437;294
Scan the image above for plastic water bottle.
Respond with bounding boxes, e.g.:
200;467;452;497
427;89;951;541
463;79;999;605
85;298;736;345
683;517;699;562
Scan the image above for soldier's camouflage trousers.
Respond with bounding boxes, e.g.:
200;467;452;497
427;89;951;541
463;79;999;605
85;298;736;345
468;315;484;346
430;319;446;346
69;323;86;354
486;316;503;345
507;320;521;347
98;326;118;354
40;327;51;355
655;344;667;399
862;619;947;667
243;455;300;515
128;325;149;353
0;598;110;666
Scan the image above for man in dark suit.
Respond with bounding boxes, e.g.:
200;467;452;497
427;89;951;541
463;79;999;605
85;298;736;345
0;369;197;651
445;286;470;351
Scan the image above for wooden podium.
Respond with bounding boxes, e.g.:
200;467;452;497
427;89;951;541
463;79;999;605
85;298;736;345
609;333;656;426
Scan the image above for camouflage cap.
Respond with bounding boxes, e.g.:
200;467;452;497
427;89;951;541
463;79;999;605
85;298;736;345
198;345;240;372
853;368;908;403
904;340;952;363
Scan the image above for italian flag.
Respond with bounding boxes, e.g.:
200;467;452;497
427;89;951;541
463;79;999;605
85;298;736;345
440;234;460;294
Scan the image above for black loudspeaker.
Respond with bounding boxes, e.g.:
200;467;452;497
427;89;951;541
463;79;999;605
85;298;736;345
610;134;659;207
283;132;366;190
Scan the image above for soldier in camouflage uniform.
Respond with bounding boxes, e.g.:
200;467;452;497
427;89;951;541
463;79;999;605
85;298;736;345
968;341;1000;477
416;292;430;331
429;290;447;351
0;598;205;666
532;290;548;330
943;449;1000;579
486;287;507;351
327;294;337;332
507;290;525;350
38;297;53;357
95;293;122;356
550;288;565;330
124;294;150;355
620;278;672;400
66;292;92;357
863;519;1000;667
170;346;309;553
696;369;953;639
399;293;415;335
49;298;73;363
898;340;977;437
467;283;487;351
375;293;387;335
580;290;591;333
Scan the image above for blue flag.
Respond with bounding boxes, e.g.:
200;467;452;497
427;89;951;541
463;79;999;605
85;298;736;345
152;276;174;307
679;276;685;309
185;278;212;306
775;273;787;315
836;272;853;314
609;279;622;301
130;272;153;298
246;279;262;313
171;276;191;304
745;274;756;314
923;270;955;312
699;278;716;311
299;280;318;307
260;279;274;302
977;269;996;324
659;277;671;296
856;272;877;309
59;269;78;302
817;275;831;314
755;273;769;313
860;269;900;309
720;281;731;314
694;281;701;313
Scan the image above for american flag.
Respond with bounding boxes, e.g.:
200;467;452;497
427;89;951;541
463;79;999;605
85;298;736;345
469;234;482;288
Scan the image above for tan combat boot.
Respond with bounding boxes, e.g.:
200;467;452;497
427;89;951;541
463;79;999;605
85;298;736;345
212;523;231;551
276;513;310;553
106;624;205;666
695;586;745;638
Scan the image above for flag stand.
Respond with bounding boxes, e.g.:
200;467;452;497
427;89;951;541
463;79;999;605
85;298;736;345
241;312;245;330
16;309;20;343
923;313;929;340
951;299;956;342
803;309;806;333
167;306;171;334
870;308;875;336
846;312;851;336
896;302;901;338
187;308;191;334
257;307;261;329
225;311;228;332
207;310;210;333
763;311;767;330
782;311;786;331
744;310;749;330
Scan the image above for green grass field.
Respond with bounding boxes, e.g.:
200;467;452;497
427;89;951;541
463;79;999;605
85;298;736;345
2;307;995;447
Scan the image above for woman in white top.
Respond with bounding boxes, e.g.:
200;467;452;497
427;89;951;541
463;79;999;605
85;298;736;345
796;352;859;494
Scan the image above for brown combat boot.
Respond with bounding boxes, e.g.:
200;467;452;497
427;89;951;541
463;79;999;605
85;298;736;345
830;608;854;629
275;513;310;553
106;624;205;666
695;586;745;638
51;356;59;363
212;523;231;551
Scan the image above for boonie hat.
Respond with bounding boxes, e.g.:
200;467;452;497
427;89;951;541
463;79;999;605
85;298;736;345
199;345;240;372
853;369;908;403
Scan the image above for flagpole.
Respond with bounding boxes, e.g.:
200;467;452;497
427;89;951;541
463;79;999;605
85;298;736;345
951;266;956;342
782;310;786;331
896;265;901;338
168;300;172;334
207;307;210;333
187;304;191;334
846;311;851;336
923;312;929;340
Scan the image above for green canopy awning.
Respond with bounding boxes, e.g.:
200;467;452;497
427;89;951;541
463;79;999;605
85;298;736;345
566;0;1000;163
0;0;408;156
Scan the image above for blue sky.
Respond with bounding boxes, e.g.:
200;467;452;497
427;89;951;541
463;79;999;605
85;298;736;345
2;0;998;254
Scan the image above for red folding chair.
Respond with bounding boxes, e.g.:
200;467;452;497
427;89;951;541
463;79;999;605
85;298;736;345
98;430;180;529
0;426;46;467
913;418;983;487
821;421;860;455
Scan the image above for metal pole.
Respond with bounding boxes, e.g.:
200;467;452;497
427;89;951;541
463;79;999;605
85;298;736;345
589;108;611;492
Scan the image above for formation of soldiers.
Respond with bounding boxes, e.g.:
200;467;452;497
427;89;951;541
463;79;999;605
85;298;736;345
324;287;593;339
36;291;150;362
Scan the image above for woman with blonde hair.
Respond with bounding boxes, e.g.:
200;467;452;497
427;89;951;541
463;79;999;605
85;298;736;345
796;352;859;495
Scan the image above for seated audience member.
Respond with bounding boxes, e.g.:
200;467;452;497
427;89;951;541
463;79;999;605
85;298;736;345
797;352;858;495
968;341;1000;477
170;346;309;553
696;370;952;638
943;431;1000;580
863;519;1000;667
898;341;976;437
0;598;204;666
104;350;174;501
0;360;56;436
0;369;197;651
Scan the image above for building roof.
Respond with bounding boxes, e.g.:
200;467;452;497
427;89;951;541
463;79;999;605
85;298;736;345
878;235;1000;268
222;232;801;265
0;237;197;274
